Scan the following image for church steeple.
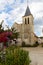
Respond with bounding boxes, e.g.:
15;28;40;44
24;6;31;17
24;0;31;17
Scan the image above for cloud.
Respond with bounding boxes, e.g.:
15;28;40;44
0;0;14;12
0;12;10;29
34;25;42;36
30;2;43;18
30;0;43;2
8;4;26;23
34;18;43;26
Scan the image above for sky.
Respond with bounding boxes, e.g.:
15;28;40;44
0;0;43;37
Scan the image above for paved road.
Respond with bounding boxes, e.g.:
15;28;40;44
22;47;43;65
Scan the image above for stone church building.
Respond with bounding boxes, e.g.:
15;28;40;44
12;5;38;45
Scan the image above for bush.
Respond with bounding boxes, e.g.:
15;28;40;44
22;41;39;47
13;48;31;65
32;41;39;47
0;46;31;65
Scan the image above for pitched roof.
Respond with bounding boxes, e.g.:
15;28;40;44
24;6;31;16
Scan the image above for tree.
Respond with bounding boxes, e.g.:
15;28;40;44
0;21;19;43
11;27;19;39
0;20;4;33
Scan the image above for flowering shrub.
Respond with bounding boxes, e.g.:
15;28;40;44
0;21;19;48
0;32;12;43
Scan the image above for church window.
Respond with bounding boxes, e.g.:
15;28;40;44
28;18;29;24
25;18;26;24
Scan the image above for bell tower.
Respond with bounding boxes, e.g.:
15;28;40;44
22;5;34;44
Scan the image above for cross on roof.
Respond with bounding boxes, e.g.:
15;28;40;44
27;0;29;6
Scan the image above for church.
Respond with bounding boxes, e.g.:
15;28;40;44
12;5;38;45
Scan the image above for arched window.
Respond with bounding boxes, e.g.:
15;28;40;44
25;18;26;24
28;18;29;24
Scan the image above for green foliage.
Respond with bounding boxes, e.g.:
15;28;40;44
14;32;19;39
0;20;4;33
13;48;30;65
8;27;19;39
0;46;31;65
0;20;19;40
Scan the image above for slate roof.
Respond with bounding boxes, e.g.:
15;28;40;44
24;6;31;16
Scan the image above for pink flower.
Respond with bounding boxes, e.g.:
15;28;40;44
0;31;12;43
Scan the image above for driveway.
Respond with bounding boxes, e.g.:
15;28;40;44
22;47;43;65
